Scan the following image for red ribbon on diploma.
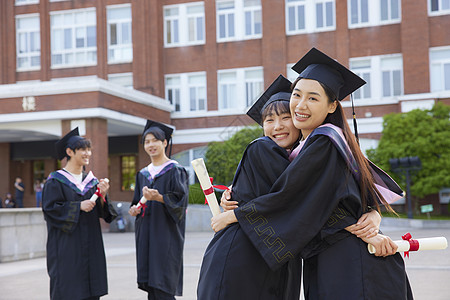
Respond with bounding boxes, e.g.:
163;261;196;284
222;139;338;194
201;177;229;204
402;232;419;258
94;188;106;203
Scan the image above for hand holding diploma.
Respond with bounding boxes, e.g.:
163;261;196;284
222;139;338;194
368;233;448;257
90;178;110;202
191;158;221;216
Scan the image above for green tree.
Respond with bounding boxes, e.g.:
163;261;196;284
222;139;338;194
367;102;450;198
204;125;263;186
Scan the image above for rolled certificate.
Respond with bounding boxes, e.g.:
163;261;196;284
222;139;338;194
136;196;148;209
191;158;221;216
90;178;109;202
368;236;448;254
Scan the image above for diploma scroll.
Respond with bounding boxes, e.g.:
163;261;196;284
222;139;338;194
191;158;221;217
90;178;109;202
136;196;148;209
368;236;448;254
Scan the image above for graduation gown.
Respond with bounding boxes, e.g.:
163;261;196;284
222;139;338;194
235;126;413;300
42;170;117;300
197;137;302;300
132;161;189;296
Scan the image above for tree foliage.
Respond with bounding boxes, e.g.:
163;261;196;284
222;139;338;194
367;102;450;198
204;125;263;186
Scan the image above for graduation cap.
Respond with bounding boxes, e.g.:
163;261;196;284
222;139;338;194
291;47;366;101
55;127;85;160
142;120;174;156
246;75;292;125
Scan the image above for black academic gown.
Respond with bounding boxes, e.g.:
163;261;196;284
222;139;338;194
132;162;189;296
235;132;413;300
197;137;302;300
42;170;117;300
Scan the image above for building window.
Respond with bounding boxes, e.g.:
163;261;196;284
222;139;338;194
244;0;262;37
430;47;450;92
15;0;39;5
107;4;132;63
121;155;136;191
429;0;450;14
165;72;207;113
348;0;401;28
33;160;45;182
351;59;372;100
350;54;403;101
286;0;335;34
189;75;207;111
380;0;400;22
50;8;97;68
381;56;403;97
16;14;40;71
218;67;263;110
166;76;181;112
108;72;133;88
217;0;262;42
245;69;264;107
164;2;205;47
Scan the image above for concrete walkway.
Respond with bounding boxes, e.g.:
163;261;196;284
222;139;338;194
1;221;450;299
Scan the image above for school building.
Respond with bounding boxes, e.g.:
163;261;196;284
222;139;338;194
0;0;449;208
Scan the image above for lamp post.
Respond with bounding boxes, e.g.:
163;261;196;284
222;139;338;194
389;156;422;219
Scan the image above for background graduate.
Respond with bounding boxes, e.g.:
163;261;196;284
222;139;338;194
128;120;189;300
197;75;303;300
42;127;117;300
212;48;413;299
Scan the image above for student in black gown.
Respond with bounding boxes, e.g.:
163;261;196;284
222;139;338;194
128;120;189;300
42;127;117;300
198;75;303;300
198;75;383;299
212;48;413;299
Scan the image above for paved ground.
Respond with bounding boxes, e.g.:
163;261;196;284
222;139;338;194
1;223;450;299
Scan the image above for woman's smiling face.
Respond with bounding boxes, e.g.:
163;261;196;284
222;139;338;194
290;78;337;138
263;111;300;150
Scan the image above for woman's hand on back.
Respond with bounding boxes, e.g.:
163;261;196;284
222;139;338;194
347;210;381;238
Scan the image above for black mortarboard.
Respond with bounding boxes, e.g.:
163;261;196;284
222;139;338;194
55;127;84;160
246;75;292;125
141;120;173;143
142;120;174;157
291;47;366;101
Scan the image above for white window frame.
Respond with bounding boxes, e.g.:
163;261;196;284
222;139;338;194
172;146;208;185
165;75;182;112
164;2;205;47
348;0;401;28
15;0;39;5
381;56;403;98
428;0;450;15
50;8;97;69
107;4;133;64
430;46;450;92
216;0;262;43
16;14;41;71
165;72;207;113
350;54;404;104
218;66;263;111
108;72;133;89
286;0;336;35
243;0;262;38
380;0;401;23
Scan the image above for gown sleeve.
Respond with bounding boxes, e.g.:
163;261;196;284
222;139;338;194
234;135;362;270
161;166;189;223
96;195;118;223
131;172;142;206
42;179;81;233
